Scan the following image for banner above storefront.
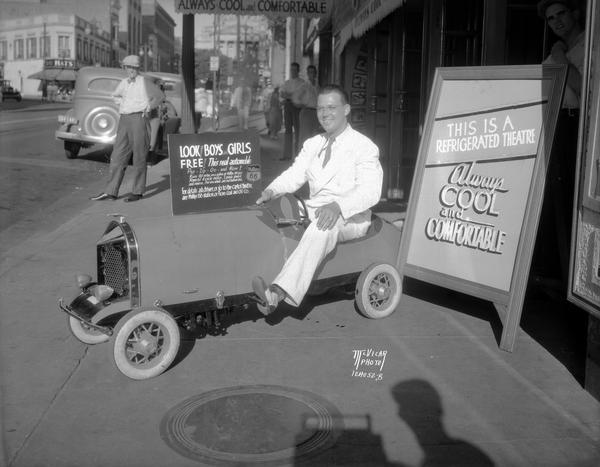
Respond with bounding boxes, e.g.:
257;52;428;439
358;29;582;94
353;0;405;38
175;0;332;18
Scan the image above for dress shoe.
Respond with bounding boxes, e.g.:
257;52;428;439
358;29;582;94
90;193;116;201
124;194;143;202
252;276;281;315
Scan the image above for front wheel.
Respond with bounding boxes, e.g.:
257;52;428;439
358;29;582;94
355;263;402;319
68;316;110;345
112;308;180;380
64;141;81;159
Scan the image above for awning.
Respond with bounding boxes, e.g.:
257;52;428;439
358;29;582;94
335;0;405;53
353;0;405;38
175;0;332;18
28;68;78;81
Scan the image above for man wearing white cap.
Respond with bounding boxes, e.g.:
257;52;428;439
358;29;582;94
91;54;164;202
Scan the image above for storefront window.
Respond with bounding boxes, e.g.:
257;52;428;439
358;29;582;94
14;39;23;59
26;37;37;58
58;35;70;58
0;40;7;60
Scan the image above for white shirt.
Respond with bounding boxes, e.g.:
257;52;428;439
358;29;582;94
280;77;306;102
113;75;163;114
543;32;585;109
267;125;383;221
294;81;318;108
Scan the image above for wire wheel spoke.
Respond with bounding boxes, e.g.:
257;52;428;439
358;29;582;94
125;322;165;364
368;273;393;308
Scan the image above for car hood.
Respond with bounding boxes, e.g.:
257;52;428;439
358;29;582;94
116;207;303;306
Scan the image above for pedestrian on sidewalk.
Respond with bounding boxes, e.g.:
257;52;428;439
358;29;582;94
280;62;305;160
267;86;282;139
296;65;322;146
252;84;383;313
40;80;48;103
231;75;253;131
261;81;274;133
90;55;164;202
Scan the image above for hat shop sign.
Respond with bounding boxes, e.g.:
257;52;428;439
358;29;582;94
175;0;332;17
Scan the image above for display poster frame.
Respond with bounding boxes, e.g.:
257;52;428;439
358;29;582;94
168;131;262;216
397;65;567;352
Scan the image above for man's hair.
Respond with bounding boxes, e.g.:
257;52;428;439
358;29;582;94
291;62;300;70
307;65;317;73
318;84;349;105
537;0;576;18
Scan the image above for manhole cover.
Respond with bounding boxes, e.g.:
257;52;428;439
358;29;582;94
160;385;343;465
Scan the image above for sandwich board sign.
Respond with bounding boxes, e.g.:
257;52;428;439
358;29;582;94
398;65;567;351
168;131;262;215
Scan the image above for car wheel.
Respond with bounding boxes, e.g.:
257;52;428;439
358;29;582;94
64;141;81;159
355;263;402;319
112;307;180;380
68;316;110;345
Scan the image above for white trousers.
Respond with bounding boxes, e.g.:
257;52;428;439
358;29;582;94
273;207;370;307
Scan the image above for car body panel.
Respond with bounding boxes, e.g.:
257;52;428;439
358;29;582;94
1;80;22;101
82;195;402;325
55;66;182;149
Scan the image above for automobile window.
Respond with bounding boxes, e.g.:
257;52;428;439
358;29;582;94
88;78;121;93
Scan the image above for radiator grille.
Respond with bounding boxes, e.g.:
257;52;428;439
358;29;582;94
98;241;129;297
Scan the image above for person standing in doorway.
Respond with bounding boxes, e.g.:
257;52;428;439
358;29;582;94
533;0;585;285
90;55;163;202
279;62;305;160
295;65;322;147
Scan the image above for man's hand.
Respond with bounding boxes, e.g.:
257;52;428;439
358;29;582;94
256;189;274;205
315;202;341;230
550;41;568;64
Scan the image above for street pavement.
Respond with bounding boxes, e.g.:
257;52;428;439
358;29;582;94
1;111;599;466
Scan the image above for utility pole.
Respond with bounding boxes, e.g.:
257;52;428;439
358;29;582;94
236;15;240;76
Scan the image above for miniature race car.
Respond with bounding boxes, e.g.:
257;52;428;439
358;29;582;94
59;195;403;380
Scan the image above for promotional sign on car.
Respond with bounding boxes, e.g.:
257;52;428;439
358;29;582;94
168;131;262;215
398;65;567;352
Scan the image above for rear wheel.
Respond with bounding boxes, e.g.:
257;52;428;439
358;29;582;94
64;141;81;159
112;308;180;380
355;263;402;319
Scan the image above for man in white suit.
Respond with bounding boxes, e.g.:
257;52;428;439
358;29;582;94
253;84;383;313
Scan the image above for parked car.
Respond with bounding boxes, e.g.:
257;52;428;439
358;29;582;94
1;80;22;102
58;194;403;380
55;66;182;159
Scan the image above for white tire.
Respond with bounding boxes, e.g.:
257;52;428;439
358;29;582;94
68;316;110;345
355;263;402;319
112;308;180;380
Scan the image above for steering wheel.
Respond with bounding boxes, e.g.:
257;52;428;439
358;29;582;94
271;193;310;228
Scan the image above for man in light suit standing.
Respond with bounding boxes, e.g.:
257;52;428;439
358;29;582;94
90;55;163;202
253;84;383;313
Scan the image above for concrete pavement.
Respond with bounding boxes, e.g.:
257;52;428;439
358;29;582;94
1;112;599;466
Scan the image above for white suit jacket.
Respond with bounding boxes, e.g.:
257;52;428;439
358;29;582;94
267;124;383;222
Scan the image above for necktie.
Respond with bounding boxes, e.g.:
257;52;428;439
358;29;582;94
322;137;334;167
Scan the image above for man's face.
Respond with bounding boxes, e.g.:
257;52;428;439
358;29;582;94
308;67;317;82
125;65;139;79
291;64;299;78
545;3;577;38
317;91;350;136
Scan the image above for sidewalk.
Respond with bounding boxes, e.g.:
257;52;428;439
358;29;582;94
1;113;599;467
